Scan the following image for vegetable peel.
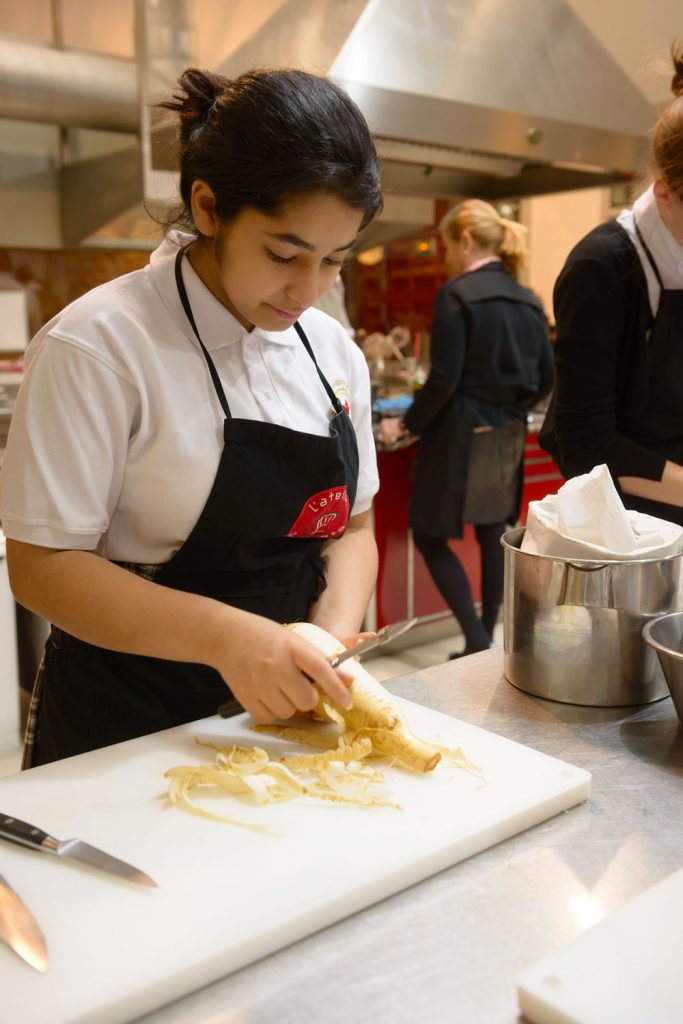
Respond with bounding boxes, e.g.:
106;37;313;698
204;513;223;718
163;625;481;830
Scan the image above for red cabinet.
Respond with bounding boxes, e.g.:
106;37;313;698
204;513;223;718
372;445;481;629
519;431;564;525
372;446;412;624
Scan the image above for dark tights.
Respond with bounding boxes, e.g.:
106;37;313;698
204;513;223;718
413;522;506;654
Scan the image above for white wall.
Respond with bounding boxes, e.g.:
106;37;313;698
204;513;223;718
520;187;611;322
0;121;62;248
0;0;134;55
567;0;681;109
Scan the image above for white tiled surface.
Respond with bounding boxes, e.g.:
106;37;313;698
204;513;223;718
364;621;504;681
363;634;461;681
0;623;504;778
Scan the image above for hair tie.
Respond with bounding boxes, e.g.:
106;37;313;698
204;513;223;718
203;97;217;125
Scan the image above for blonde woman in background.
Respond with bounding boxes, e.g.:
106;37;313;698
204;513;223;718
382;200;553;657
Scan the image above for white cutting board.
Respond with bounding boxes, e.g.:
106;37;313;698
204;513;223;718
0;697;590;1024
518;866;683;1024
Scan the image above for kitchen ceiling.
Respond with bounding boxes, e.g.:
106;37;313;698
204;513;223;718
0;0;673;248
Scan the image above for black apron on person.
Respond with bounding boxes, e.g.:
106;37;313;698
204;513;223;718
461;419;526;525
24;248;359;767
409;266;545;538
622;223;683;525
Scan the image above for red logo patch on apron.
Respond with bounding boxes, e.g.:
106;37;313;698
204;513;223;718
286;486;350;538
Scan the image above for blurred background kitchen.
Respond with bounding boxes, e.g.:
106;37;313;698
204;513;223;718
0;0;681;757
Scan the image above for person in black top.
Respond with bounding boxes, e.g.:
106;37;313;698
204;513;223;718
540;42;683;526
382;200;553;656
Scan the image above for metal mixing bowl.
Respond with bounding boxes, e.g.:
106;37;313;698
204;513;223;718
642;612;683;723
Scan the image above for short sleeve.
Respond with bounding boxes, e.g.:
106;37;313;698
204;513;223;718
0;334;138;550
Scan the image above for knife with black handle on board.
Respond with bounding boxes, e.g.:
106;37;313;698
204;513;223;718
0;869;48;972
0;814;158;888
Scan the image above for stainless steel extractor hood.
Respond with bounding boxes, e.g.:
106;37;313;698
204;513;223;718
0;0;658;247
218;0;655;202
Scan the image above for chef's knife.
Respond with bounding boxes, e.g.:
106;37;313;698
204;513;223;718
0;815;158;888
0;869;48;972
328;617;418;668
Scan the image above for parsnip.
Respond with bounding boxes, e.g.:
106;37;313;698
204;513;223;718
287;622;441;773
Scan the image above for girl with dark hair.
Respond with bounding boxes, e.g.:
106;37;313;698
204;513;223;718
0;67;383;767
540;43;683;525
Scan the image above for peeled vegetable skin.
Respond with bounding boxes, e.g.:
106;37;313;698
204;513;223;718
288;622;441;773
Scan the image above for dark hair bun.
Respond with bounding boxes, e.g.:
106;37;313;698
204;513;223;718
158;65;382;233
159;67;226;144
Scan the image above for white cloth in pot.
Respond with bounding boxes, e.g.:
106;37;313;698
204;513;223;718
521;464;683;560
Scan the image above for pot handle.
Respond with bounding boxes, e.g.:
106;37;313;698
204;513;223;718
558;561;611;607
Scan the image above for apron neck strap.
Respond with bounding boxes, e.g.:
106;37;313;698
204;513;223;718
634;220;665;288
175;247;344;419
293;321;343;414
175;248;232;420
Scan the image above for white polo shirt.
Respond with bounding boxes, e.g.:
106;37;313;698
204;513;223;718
0;232;379;562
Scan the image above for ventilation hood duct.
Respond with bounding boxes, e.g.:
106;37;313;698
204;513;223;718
218;0;655;204
0;37;137;131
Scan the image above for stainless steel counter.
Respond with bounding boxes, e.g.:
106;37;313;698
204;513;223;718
133;649;683;1024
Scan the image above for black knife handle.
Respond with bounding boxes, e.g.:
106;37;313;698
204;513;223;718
217;699;242;719
0;814;50;850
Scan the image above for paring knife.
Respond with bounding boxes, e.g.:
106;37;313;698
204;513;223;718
0;815;158;889
328;617;418;667
0;869;48;972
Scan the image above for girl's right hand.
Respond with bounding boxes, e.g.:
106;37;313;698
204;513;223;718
209;611;354;723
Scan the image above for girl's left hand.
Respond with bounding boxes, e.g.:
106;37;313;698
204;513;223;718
339;630;376;652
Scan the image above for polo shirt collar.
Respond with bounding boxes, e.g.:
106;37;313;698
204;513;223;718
150;230;300;350
632;185;683;280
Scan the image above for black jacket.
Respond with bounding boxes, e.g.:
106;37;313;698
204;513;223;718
404;262;553;537
539;220;670;481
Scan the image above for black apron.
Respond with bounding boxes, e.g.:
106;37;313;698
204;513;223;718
461;419;526;525
624;223;683;525
25;249;359;767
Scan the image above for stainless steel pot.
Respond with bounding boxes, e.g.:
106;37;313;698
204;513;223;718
502;527;683;706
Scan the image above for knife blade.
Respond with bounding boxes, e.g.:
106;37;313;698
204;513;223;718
0;869;48;972
0;815;158;889
329;617;418;668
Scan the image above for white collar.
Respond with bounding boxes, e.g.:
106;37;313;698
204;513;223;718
149;231;300;351
624;185;683;281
